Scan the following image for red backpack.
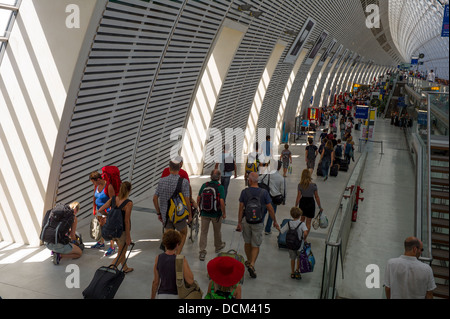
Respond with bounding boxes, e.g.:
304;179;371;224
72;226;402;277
101;166;122;196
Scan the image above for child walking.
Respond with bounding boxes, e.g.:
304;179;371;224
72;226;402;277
280;207;308;280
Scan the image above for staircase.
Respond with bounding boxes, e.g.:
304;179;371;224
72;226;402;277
430;143;449;299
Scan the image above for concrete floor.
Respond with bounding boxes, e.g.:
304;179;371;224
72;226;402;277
0;117;415;299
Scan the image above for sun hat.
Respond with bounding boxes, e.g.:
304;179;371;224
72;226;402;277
207;257;245;288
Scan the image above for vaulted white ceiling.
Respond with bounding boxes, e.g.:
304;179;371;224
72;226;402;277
389;0;449;79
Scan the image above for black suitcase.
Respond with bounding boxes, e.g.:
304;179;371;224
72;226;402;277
82;243;135;299
316;162;324;177
339;160;349;172
330;164;339;177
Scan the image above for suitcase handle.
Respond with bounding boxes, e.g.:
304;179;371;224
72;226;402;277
229;230;243;254
112;242;135;271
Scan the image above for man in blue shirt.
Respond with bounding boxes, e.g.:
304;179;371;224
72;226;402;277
236;172;280;279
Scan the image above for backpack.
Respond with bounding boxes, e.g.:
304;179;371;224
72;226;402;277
345;143;353;155
204;283;235;300
285;221;303;251
258;175;271;194
166;177;190;225
40;203;75;245
335;145;343;158
223;154;235;173
101;166;122;196
282;150;290;163
245;154;259;173
244;188;265;224
307;145;317;161
200;182;221;215
101;196;130;241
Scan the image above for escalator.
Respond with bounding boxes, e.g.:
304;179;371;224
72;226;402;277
430;143;449;299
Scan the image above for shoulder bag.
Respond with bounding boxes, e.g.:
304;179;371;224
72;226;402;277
176;255;203;299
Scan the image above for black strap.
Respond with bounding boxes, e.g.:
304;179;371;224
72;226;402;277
173;177;184;197
111;196;131;210
288;221;302;231
111;242;135;271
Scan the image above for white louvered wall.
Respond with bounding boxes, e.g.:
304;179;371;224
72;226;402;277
52;0;404;223
1;0;405;244
53;0;233;224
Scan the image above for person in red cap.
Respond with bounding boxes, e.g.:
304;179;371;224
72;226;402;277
205;256;245;299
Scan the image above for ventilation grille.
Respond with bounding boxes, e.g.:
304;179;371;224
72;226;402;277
54;0;400;222
54;0;231;222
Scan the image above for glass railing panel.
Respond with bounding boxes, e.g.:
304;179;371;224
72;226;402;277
0;0;20;60
321;150;368;299
429;93;449;136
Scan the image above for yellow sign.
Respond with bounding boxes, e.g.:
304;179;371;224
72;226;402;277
370;110;376;121
431;87;440;91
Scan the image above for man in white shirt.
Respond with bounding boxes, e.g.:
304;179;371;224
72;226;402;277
384;237;436;299
427;70;435;83
258;160;286;235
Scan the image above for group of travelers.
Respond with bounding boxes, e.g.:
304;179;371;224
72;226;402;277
39;83;436;299
40;108;356;299
390;111;413;129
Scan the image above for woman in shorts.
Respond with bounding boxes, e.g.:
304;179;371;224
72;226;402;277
295;169;323;236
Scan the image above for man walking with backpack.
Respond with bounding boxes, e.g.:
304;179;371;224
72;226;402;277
236;172;280;279
280;207;308;280
215;144;237;203
154;159;191;255
305;138;318;175
197;169;227;261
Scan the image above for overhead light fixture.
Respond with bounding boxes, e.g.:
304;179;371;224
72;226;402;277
250;11;262;18
238;4;252;11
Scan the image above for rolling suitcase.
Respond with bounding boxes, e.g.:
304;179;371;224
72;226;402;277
316;162;324;177
217;231;245;284
339;160;349;172
277;219;292;249
82;243;135;299
330;164;339;177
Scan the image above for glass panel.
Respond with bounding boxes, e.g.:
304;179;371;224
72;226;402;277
0;0;19;58
0;1;17;37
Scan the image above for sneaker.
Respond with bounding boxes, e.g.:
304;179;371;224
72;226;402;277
91;242;105;249
199;252;206;261
52;252;61;265
324;176;328;181
215;242;226;253
265;231;272;235
105;247;116;256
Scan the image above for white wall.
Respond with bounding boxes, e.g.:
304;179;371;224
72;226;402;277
0;0;105;245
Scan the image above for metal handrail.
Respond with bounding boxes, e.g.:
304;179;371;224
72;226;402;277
0;3;19;11
0;0;22;63
320;150;368;299
358;139;384;155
